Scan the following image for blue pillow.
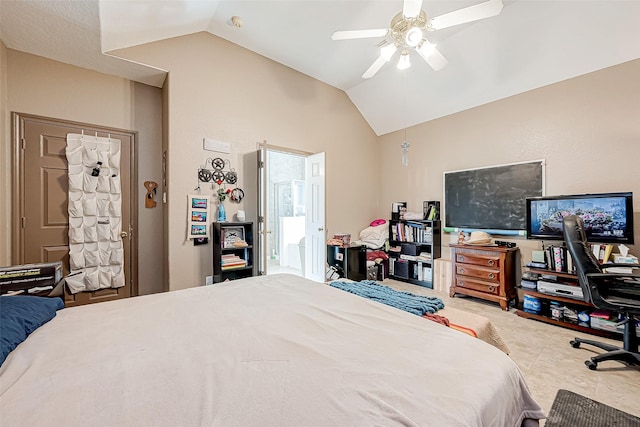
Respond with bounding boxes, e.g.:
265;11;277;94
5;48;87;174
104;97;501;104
0;296;64;367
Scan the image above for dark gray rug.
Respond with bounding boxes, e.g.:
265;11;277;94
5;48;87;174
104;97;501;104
546;389;640;427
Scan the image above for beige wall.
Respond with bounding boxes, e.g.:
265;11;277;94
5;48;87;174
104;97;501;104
133;82;164;295
116;32;380;290
2;50;164;295
3;37;638;294
0;41;8;265
378;59;640;266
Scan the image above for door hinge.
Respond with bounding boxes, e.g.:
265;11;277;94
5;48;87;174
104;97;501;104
20;138;26;150
21;217;26;228
258;160;265;168
258;216;264;223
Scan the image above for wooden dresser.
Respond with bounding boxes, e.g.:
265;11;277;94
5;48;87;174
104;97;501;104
449;244;519;311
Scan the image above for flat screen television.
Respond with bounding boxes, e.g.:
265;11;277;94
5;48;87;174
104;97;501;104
526;192;634;244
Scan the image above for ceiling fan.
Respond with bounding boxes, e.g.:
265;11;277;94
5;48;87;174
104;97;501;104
331;0;504;79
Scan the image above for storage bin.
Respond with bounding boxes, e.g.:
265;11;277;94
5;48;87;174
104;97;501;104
523;294;541;314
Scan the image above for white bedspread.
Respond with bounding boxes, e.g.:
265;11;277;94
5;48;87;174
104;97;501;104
0;274;544;426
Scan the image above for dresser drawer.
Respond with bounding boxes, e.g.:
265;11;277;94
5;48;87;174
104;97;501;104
455;252;501;269
455;264;501;283
455;277;500;295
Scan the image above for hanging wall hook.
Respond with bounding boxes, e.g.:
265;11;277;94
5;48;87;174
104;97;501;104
144;181;159;208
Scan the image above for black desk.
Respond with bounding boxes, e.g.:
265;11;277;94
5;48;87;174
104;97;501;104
327;244;366;281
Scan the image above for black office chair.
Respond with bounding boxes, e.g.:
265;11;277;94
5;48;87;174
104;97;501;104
562;215;640;370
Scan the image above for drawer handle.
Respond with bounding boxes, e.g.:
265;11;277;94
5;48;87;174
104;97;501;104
488;273;495;279
488;285;496;292
459;281;465;286
487;259;495;266
459;268;465;274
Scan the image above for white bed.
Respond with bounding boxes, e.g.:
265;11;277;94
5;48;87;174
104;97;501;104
0;274;544;426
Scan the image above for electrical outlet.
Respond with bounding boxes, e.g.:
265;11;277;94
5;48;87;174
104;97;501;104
205;275;213;286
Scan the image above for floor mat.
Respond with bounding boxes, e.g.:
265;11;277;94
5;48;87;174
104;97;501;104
546;389;640;427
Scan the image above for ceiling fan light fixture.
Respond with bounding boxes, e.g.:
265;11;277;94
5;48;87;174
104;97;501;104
397;50;411;70
333;0;504;79
405;26;423;47
380;43;398;62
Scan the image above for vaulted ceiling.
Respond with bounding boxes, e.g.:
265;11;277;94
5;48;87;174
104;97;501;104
1;0;639;135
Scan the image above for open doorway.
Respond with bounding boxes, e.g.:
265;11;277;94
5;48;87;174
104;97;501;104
266;151;306;276
243;144;325;282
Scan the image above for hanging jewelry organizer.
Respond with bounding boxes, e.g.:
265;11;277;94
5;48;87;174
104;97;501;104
195;157;244;203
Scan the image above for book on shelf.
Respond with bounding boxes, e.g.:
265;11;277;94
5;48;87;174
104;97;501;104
222;262;247;268
393;221;433;243
526;261;548;269
552;247;563;273
221;254;247;268
589;243;613;264
222;264;247;270
603;244;613;263
603;266;636;274
416;252;432;261
422;200;440;221
544;245;575;274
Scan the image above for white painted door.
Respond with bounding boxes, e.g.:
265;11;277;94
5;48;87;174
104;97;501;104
305;152;326;282
257;146;267;275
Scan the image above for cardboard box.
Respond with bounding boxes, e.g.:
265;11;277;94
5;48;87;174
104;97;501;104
0;262;63;296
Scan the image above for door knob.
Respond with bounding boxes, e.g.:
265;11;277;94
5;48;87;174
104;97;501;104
120;231;128;238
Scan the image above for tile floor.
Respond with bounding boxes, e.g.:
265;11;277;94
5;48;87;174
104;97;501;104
382;278;640;422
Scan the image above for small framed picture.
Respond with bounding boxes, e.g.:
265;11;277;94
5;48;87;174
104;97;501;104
191;197;208;210
191;211;207;222
222;227;245;248
191;224;207;236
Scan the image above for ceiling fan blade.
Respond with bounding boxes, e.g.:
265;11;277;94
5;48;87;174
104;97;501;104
429;0;503;31
424;49;448;71
416;41;448;71
362;55;387;79
331;29;388;40
403;0;423;18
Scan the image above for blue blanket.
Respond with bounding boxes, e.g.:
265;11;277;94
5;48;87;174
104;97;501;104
329;280;444;316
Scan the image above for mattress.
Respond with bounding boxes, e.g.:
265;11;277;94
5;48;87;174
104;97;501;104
0;273;543;426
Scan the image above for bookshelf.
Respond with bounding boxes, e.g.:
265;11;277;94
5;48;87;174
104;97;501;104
327;244;366;281
212;222;255;282
387;219;441;288
542;242;615;274
517;267;619;339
